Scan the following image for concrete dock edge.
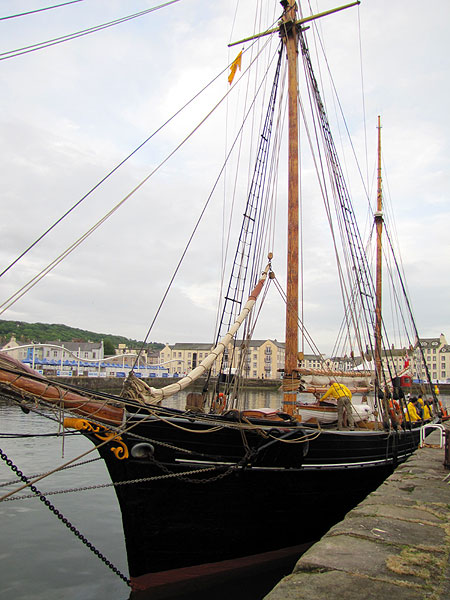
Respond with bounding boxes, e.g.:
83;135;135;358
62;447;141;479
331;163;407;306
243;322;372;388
264;426;450;600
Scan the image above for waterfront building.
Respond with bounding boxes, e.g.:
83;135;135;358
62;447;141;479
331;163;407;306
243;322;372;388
113;344;161;365
3;332;450;383
382;347;410;375
241;339;285;379
298;353;326;370
159;339;285;379
414;333;449;382
0;336;103;362
43;340;104;361
1;335;23;360
160;343;217;376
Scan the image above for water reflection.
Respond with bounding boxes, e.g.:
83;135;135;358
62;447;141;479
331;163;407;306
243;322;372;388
127;543;313;600
164;387;282;411
0;400;128;600
1;389;449;599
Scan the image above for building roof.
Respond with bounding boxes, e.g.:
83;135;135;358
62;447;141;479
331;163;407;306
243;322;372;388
45;341;103;351
418;337;443;348
166;343;213;351
165;339;285;351
247;339;285;349
382;348;408;357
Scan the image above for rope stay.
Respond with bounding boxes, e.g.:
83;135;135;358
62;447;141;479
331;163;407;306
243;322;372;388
0;0;183;61
212;43;284;394
296;26;440;416
0;447;131;586
299;31;378;365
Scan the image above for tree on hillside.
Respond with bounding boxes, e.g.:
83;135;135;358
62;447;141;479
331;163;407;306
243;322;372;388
103;339;115;356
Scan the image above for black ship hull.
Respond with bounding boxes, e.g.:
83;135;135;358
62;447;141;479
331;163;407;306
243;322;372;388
87;412;422;590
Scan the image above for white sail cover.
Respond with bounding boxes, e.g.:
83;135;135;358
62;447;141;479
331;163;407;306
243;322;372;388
297;367;374;389
142;264;271;403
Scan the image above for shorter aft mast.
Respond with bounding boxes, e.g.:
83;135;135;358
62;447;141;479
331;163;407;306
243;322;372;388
374;115;383;397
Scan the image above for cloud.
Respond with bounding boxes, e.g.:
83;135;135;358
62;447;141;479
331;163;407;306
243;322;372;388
1;0;449;358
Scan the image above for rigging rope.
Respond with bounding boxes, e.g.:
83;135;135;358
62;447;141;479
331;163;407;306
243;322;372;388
0;0;182;61
0;41;260;282
0;0;84;21
214;44;283;358
131;40;279;367
0;41;273;318
0;447;131;586
299;29;378;365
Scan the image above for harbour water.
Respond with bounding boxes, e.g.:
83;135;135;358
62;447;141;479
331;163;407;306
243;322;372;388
1;390;448;599
0;389;283;600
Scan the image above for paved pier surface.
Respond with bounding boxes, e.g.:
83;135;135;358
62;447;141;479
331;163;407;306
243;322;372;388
265;426;450;600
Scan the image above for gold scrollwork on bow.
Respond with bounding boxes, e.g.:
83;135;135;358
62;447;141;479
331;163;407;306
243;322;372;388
63;417;129;460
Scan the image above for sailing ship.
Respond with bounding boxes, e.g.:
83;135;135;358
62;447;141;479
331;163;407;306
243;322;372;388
0;1;443;594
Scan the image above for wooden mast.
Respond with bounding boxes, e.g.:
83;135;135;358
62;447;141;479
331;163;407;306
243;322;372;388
228;2;361;414
281;0;300;415
374;116;383;386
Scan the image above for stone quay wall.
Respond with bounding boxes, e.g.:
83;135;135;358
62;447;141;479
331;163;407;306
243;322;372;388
264;425;450;600
54;376;280;394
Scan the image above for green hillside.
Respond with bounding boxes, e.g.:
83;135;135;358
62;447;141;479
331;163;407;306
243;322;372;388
0;319;163;353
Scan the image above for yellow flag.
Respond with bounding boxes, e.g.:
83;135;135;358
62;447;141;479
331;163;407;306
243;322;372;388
228;50;242;85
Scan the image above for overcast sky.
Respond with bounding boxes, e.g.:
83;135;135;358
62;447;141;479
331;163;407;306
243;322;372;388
0;0;449;355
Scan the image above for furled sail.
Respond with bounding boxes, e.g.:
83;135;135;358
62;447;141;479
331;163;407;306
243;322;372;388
297;368;373;391
133;263;272;404
0;353;125;425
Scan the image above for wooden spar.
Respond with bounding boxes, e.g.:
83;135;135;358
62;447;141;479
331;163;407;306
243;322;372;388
282;1;300;415
0;353;125;425
143;263;272;402
228;2;361;414
0;264;270;411
374;116;383;386
302;386;371;395
228;1;361;48
229;2;362;414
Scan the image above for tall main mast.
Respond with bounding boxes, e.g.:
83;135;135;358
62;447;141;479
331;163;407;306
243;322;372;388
229;1;360;413
281;0;300;414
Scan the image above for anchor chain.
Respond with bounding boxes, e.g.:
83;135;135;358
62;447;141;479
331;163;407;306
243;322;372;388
2;464;234;501
148;455;238;484
0;456;101;488
0;448;130;587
